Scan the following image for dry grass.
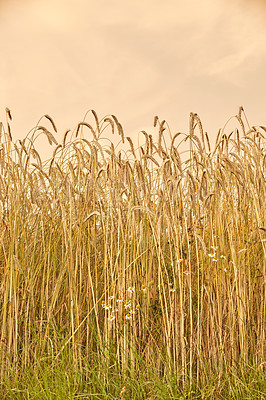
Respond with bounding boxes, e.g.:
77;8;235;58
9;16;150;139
0;108;265;398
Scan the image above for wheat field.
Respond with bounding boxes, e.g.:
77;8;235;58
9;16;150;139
0;107;265;399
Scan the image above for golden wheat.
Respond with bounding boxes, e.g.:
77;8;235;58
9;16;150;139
0;109;265;392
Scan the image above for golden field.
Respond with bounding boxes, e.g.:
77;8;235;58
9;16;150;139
0;108;265;399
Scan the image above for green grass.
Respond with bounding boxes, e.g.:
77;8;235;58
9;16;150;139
0;107;265;399
1;348;265;399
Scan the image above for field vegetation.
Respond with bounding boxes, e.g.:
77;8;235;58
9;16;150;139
0;107;265;399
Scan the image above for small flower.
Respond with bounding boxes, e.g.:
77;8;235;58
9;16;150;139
125;313;132;320
208;253;216;258
220;255;226;259
102;302;112;310
108;315;115;322
224;268;227;273
170;288;176;292
177;258;183;263
212;258;218;262
184;270;189;275
109;296;114;300
127;286;135;293
211;246;218;251
141;285;146;292
116;298;123;303
136;304;140;309
124;301;131;309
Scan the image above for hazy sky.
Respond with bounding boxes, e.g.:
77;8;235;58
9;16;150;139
0;0;266;159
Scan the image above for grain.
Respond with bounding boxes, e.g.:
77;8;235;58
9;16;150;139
0;108;264;393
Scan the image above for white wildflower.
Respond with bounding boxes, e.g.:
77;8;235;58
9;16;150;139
102;302;112;310
208;253;216;258
124;301;131;309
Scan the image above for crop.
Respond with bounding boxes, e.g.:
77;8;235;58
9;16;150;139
0;107;265;398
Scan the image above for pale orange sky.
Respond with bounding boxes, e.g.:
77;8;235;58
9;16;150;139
0;0;266;160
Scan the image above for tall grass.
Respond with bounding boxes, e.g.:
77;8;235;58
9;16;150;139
0;107;265;399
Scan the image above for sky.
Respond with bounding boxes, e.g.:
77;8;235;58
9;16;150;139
0;0;266;160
